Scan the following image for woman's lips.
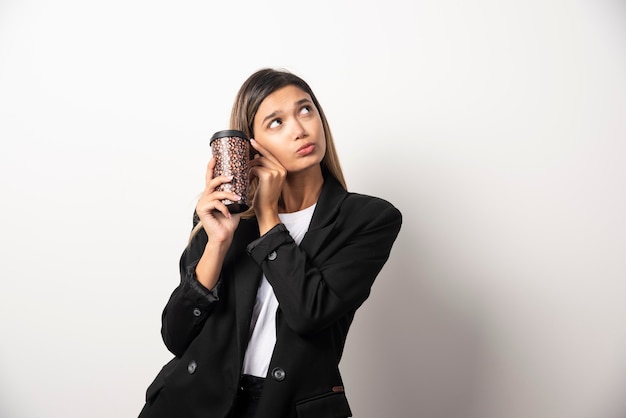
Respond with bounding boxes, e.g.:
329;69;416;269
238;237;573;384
297;143;315;156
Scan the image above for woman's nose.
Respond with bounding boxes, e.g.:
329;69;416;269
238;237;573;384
293;120;306;140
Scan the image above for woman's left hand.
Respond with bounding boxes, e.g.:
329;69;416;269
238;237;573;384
249;138;285;234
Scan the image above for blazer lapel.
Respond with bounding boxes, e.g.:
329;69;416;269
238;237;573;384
300;174;348;258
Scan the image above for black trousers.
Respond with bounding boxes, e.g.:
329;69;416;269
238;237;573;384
229;375;266;418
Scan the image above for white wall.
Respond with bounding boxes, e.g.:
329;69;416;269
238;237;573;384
1;1;625;417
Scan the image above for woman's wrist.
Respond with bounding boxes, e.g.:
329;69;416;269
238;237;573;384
257;215;281;236
195;240;230;290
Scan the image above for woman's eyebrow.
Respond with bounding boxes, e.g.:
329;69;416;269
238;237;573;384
261;98;313;124
262;111;280;125
295;98;312;106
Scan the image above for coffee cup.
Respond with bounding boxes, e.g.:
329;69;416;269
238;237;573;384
209;130;251;213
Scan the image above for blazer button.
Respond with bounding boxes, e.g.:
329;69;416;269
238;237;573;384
192;308;202;317
271;367;286;382
187;360;197;374
267;251;277;261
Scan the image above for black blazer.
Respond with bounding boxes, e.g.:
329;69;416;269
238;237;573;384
139;174;402;418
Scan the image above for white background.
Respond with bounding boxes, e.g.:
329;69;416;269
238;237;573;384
1;1;625;417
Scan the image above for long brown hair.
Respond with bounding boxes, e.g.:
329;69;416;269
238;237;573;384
190;68;346;240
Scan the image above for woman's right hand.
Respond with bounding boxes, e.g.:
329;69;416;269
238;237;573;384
196;157;241;244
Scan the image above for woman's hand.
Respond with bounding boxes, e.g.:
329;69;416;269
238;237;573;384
249;138;285;234
196;157;241;244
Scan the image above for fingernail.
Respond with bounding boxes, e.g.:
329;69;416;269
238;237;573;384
250;138;256;143
232;194;241;201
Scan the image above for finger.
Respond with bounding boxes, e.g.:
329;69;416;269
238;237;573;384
248;154;262;166
248;156;267;168
201;190;242;204
205;157;217;187
248;152;282;171
198;198;232;220
212;200;232;219
205;175;234;194
248;165;259;179
248;164;274;180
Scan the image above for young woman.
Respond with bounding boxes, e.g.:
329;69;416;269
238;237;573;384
139;69;402;418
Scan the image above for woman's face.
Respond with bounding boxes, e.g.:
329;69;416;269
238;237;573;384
252;85;326;174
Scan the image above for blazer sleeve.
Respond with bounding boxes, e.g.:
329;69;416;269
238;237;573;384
247;195;402;335
160;220;221;357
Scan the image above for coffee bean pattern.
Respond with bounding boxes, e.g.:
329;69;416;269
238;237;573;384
211;136;250;212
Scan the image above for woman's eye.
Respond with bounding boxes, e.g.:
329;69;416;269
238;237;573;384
269;119;282;129
300;106;311;115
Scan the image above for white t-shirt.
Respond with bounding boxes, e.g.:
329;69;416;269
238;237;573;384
242;203;316;377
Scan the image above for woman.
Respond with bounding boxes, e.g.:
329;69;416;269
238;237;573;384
139;68;402;418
